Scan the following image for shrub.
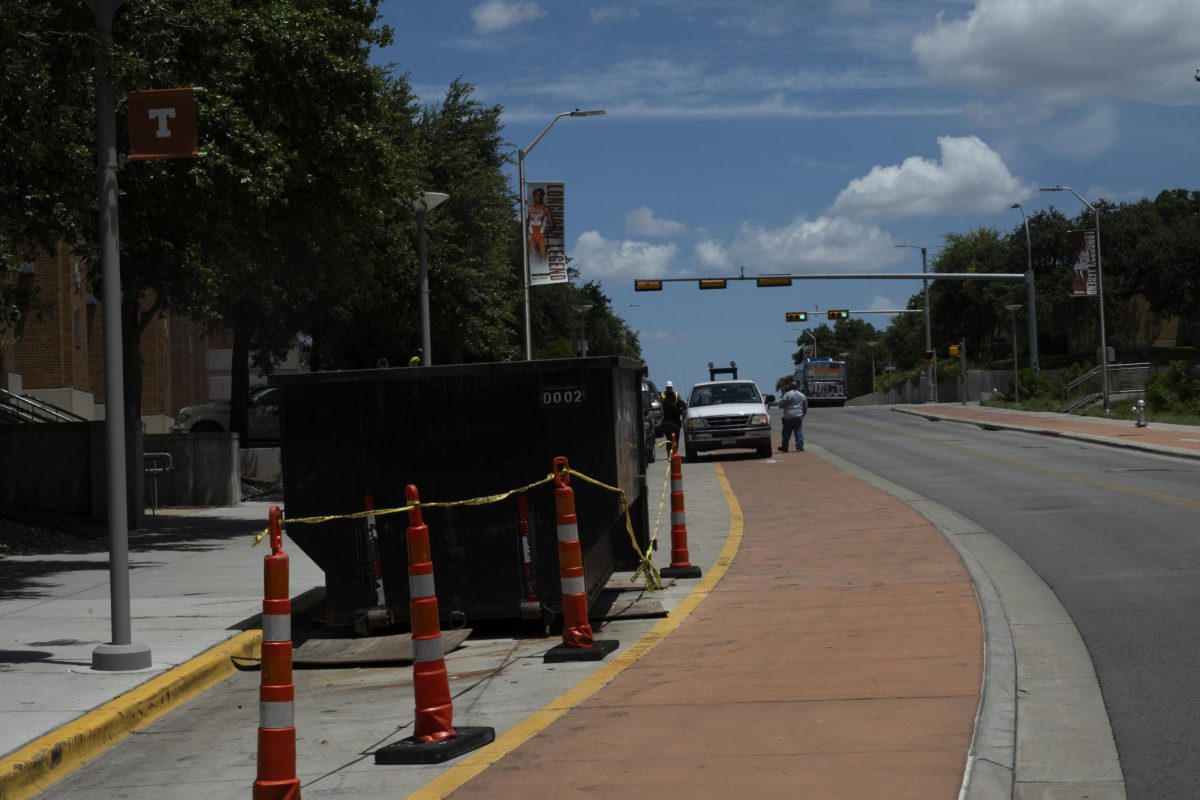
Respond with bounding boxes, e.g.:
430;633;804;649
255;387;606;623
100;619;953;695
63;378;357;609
1145;361;1200;415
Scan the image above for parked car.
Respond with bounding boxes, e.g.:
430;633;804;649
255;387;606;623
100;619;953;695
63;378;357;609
683;379;773;461
643;378;664;436
641;381;657;464
173;385;280;442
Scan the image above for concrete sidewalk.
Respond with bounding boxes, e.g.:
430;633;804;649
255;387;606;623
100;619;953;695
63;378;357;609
4;402;1176;798
0;500;324;798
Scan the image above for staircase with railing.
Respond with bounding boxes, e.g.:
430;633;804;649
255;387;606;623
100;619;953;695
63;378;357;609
1061;362;1153;412
0;388;87;424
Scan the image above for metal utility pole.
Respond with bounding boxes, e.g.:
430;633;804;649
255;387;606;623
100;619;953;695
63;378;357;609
89;0;151;672
1010;203;1040;372
896;244;936;403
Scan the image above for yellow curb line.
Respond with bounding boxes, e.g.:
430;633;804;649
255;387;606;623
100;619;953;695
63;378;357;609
0;630;262;800
409;462;745;800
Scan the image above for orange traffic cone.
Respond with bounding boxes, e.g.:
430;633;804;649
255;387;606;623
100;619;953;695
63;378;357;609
661;438;702;579
253;506;301;800
544;457;619;663
375;484;494;764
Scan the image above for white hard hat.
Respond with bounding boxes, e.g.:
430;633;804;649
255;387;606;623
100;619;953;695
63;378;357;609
665;380;674;388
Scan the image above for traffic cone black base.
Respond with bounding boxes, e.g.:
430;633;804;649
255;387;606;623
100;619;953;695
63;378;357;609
661;564;702;579
544;639;619;663
374;726;495;765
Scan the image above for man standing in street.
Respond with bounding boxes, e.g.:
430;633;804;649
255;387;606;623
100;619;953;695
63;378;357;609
661;380;685;453
777;383;808;453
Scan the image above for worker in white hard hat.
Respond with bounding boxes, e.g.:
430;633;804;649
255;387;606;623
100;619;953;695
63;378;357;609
660;380;685;453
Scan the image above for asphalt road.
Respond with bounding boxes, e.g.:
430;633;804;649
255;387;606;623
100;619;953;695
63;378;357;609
811;406;1200;799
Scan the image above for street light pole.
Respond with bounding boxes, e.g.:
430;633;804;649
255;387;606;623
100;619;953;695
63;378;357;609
1041;185;1109;411
1010;203;1040;372
803;329;817;359
867;341;879;395
1005;303;1022;404
896;243;936;402
575;303;594;357
519;109;605;360
413;192;449;366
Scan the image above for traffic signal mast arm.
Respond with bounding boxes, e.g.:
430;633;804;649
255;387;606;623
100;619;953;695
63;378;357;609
634;271;1026;289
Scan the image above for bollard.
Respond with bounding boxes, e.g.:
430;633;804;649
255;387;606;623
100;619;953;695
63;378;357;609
253;506;301;800
375;484;494;765
354;494;391;635
1133;399;1148;428
660;435;702;580
545;457;619;663
517;495;541;619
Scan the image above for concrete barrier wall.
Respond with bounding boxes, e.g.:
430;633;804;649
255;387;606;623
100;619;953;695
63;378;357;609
143;433;241;507
0;423;92;514
240;446;281;482
0;421;143;525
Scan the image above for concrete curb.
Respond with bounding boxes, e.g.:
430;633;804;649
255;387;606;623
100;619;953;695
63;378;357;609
892;406;1200;461
816;439;1127;799
0;587;324;800
0;631;262;800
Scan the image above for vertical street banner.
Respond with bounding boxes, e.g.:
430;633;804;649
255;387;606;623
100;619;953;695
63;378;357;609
1067;229;1098;297
527;181;568;286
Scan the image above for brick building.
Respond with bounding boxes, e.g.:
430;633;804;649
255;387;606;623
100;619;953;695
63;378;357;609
1;244;210;432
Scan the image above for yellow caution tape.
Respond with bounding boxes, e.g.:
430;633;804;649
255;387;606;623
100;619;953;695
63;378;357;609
251;472;557;546
250;465;665;592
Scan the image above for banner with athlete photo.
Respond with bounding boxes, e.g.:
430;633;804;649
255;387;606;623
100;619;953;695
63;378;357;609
527;181;568;286
1067;229;1098;297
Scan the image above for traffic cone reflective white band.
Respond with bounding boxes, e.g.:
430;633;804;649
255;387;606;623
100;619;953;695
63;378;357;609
404;485;457;743
557;521;579;542
561;575;586;595
263;598;291;642
413;637;444;663
260;697;295;729
409;571;436;599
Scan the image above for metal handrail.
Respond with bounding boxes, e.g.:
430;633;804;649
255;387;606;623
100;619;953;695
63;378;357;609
144;452;175;515
1062;362;1152;412
0;388;87;423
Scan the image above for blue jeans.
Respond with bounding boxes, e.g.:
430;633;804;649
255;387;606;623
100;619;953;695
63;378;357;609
781;415;804;451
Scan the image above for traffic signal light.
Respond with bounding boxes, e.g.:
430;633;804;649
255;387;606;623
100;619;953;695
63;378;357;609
827;309;850;320
924;349;935;362
948;344;960;357
784;311;808;323
698;279;727;290
634;279;663;292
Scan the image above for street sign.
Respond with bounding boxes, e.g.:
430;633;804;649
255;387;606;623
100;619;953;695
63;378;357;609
884;363;896;372
127;88;199;160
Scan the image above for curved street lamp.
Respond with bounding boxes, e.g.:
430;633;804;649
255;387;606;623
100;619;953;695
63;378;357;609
519;109;606;360
895;243;936;402
1010;202;1040;372
1041;185;1108;411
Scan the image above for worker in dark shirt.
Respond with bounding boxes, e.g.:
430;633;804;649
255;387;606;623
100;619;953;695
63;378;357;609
660;380;686;453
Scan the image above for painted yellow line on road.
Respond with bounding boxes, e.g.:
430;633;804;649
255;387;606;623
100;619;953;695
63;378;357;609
0;631;262;800
408;463;745;800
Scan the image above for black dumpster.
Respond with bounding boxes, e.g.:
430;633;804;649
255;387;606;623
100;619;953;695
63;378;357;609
274;356;650;628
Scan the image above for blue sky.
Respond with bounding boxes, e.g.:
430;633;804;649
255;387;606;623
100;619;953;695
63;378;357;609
377;0;1199;395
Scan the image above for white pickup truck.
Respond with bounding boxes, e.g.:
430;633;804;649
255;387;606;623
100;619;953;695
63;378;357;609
682;379;773;461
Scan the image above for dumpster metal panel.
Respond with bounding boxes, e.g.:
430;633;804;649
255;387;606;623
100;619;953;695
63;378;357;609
275;356;649;628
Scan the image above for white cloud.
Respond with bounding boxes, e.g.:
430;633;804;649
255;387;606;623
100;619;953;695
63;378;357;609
625;206;687;237
830;135;1033;220
572;231;678;279
1038;105;1119;159
590;5;640;24
695;215;899;272
695;239;730;270
912;0;1200;104
470;1;544;35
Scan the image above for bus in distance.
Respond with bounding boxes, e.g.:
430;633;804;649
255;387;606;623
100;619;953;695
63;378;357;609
795;357;847;406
